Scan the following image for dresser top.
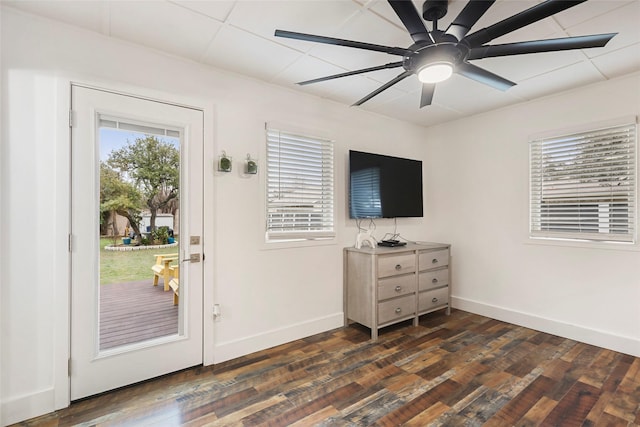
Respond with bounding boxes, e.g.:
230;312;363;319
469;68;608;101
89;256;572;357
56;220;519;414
344;242;449;255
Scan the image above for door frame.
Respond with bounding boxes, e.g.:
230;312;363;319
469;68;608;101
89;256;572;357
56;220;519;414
53;78;216;410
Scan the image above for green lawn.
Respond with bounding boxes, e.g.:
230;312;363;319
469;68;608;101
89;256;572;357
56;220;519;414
100;237;179;285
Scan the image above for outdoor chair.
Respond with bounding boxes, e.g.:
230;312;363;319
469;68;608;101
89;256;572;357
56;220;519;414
168;265;179;305
151;253;179;291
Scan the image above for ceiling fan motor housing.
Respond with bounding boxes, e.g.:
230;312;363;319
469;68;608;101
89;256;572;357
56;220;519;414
422;0;448;22
404;42;467;73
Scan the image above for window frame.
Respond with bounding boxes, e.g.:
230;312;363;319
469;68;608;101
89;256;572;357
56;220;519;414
264;126;335;243
529;117;638;244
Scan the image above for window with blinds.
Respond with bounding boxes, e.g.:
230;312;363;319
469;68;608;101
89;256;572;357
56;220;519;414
266;128;335;241
530;120;637;243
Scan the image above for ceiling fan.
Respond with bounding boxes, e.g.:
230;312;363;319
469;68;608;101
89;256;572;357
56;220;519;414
274;0;616;108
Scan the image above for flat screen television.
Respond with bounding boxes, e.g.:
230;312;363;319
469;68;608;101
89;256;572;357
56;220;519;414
349;150;423;219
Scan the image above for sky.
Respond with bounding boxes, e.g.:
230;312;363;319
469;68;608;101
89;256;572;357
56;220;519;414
99;128;180;162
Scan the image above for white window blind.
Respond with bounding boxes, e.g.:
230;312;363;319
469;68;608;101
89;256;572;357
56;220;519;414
530;120;637;243
99;115;181;138
266;128;335;241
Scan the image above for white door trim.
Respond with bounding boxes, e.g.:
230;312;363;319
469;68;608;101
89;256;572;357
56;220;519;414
52;78;216;410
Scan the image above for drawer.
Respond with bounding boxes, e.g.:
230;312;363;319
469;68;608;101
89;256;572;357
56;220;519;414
378;274;415;301
418;268;449;291
418;287;449;312
378;253;415;278
419;249;449;270
378;294;416;325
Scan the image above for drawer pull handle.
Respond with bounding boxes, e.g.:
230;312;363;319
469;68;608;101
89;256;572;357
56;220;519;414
395;307;402;314
395;286;402;292
395;264;402;270
432;258;438;264
432;297;438;303
432;278;438;283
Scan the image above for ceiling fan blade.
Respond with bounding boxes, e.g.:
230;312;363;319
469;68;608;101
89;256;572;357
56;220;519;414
464;0;587;47
274;30;413;56
352;70;413;106
468;33;617;60
420;83;436;108
446;0;495;42
456;62;515;91
388;0;433;44
297;62;404;86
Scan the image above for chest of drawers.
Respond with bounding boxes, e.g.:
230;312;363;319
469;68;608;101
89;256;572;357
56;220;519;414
344;243;451;340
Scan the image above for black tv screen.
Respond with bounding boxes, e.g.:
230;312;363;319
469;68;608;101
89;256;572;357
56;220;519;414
349;150;423;219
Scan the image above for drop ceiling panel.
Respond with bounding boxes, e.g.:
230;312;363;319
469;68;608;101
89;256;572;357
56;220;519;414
227;0;363;52
202;24;301;81
307;9;411;72
508;61;605;100
567;1;640;58
470;0;540;28
280;67;416;105
553;0;635;28
591;43;640;79
470;0;561;43
307;45;398;78
334;5;412;46
367;70;417;94
299;72;406;107
272;55;351;85
363;91;464;127
172;0;236;23
272;54;407;106
469;47;587;83
367;0;423;37
421;74;525;115
109;1;222;61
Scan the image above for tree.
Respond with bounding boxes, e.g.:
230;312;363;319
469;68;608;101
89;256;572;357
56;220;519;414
107;135;179;233
100;163;144;244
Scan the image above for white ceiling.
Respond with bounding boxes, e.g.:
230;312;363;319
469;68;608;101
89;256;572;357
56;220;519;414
4;0;640;127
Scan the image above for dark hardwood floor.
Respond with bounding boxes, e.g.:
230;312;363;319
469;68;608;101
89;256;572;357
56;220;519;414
16;310;640;426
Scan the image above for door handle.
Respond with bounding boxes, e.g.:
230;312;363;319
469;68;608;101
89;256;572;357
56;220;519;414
183;253;201;263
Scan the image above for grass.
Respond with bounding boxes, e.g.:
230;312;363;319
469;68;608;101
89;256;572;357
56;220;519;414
100;237;179;285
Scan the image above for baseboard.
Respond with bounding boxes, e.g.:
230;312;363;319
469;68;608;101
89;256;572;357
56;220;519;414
1;387;55;426
212;312;344;364
452;296;640;358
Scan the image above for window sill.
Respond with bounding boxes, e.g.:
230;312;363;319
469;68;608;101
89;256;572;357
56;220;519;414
261;236;337;251
525;236;640;252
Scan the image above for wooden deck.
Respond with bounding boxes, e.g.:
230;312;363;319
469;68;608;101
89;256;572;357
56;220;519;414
100;279;178;350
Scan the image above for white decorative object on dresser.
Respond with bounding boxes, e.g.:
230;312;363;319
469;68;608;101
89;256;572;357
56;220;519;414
344;243;451;340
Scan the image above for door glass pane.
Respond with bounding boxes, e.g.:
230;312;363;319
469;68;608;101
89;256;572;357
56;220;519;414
98;116;181;351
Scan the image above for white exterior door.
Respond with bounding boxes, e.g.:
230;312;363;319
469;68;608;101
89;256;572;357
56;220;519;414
70;85;203;400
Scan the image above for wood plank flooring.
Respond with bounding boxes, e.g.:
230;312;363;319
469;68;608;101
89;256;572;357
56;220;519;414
100;279;178;350
16;310;640;426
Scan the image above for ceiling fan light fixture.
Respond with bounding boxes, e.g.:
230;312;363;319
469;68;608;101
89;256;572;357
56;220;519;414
275;0;617;108
417;62;453;83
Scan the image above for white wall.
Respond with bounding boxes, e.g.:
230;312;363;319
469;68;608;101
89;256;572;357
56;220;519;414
423;72;640;358
0;8;432;425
